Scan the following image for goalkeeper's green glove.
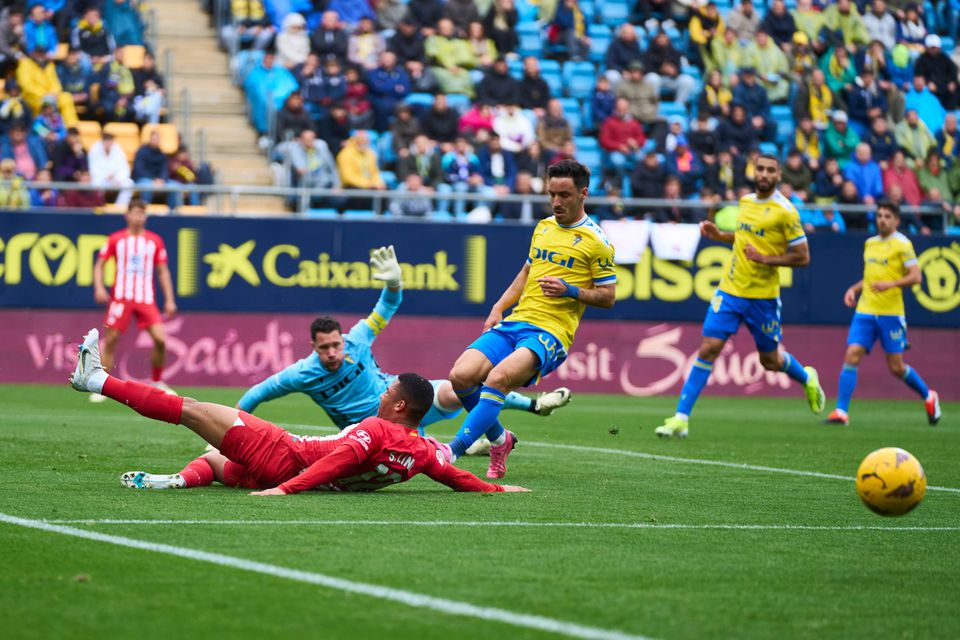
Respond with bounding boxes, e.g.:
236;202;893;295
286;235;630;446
370;245;402;288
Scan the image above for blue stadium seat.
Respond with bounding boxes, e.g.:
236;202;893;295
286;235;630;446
759;142;779;156
405;92;435;111
508;57;524;79
381;171;398;189
563;61;597;99
446;94;472;113
540;59;563;96
770;105;794;145
658;101;687;121
580;0;595;23
343;209;377;220
587;24;612;63
430;210;455;221
942;36;956;52
575;135;599;152
305;208;339;219
378;131;396;164
516;0;539;23
559;97;584;134
517;23;543;57
600;0;630;26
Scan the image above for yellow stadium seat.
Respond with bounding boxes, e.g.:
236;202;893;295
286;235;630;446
100;202;127;215
103;122;141;163
53;43;69;61
145;204;170;215
75;120;102;151
119;45;146;69
140;123;180;155
177;204;210;216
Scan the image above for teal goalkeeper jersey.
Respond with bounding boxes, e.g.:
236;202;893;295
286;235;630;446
237;288;401;429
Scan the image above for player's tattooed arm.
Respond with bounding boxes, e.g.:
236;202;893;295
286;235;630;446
485;263;531;330
699;220;734;244
539;277;615;308
744;240;810;267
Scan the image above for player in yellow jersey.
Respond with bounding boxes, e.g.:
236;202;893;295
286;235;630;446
655;154;825;438
434;160;617;478
826;201;941;426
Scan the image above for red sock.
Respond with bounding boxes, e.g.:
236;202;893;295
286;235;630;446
151;365;163;382
102;377;184;424
179;457;215;487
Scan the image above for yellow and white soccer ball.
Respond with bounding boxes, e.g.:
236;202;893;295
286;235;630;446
856;448;927;516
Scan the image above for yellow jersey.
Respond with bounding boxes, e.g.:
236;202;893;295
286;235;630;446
507;215;617;350
719;191;806;299
857;231;918;316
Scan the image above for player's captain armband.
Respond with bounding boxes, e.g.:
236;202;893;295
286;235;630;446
364;311;389;336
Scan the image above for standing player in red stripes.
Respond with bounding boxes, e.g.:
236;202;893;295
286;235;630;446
91;198;177;402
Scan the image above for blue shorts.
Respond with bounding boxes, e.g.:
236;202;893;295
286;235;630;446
847;313;907;354
418;379;462;433
468;321;567;387
702;290;782;353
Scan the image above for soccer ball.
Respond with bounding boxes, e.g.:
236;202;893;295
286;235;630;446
855;448;926;516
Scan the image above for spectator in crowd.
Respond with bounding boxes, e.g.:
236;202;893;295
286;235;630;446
847;68;887;134
396;134;444;187
343;66;375;129
781;149;813;200
0;5;24;65
57;48;91;115
391;104;422;155
59;168;105;208
546;0;589;60
732;67;775;141
605;24;645;85
824;111;860;169
890;43;914;91
883;149;924;206
863;0;897;50
311;11;349;61
794;67;833;130
348;17;387;71
698;69;733;118
856;40;904;122
643;30;697;104
821;0;870;48
537;98;573;155
843;143;883;204
71;7;116;62
866;117;897;166
425;18;475;96
90;49;136;122
599;97;646;177
690;2;726;69
761;0;796;46
24;3;56;55
131;52;165;124
276;92;314;143
518;56;551;117
476;57;519;107
688;111;719;159
919;187;952;232
390;18;426;65
717;103;758;155
52;126;87;182
814;156;844;203
498;170;537;221
665;136;703;196
653;176;698;223
915;34;960;109
794;115;822;168
788;31;817;82
328;0;376;26
406;59;440;93
441;136;485;213
727;0;761;41
445;0;482;35
707;27;745;82
493;104;535;153
477;134;517;195
936;113;960;162
590;76;616;130
483;0;519;56
916;149;954;202
318;103;351;154
368;51;411;131
895;108;936;161
32;96;65;156
547;139;577;166
801;201;847;233
407;0;445;34
375;0;408;31
616;61;663;141
631;149;668;199
904;74;947;126
459;101;496;139
514;139;547;187
663;116;686;152
168;145;202;206
132;131;172;205
88;132;133;204
0;158;30;208
743;30;790;103
820;47;857;100
706;147;747;200
420;94;460;146
276;12;310;69
17;46;79;126
221;0;274;52
289;128;340;192
389;172;434;217
2;123;47;180
897;4;928;51
304;56;346;122
465;21;498;69
336;131;386;190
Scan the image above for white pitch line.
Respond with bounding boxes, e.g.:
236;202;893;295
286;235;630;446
280;424;960;495
40;519;960;532
0;512;650;640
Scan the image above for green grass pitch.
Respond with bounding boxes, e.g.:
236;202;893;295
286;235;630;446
1;383;958;640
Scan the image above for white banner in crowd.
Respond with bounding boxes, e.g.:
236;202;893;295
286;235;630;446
650;223;702;261
600;220;702;263
599;219;651;264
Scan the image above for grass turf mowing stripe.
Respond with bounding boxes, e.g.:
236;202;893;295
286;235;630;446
281;424;960;495
0;512;653;640
41;519;960;531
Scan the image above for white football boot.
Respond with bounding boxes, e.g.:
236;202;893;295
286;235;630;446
70;329;104;393
120;471;186;489
534;387;572;416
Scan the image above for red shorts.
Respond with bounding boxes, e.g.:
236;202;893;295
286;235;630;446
104;299;163;333
219;412;304;489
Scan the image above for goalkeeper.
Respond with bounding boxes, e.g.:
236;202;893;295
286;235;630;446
236;246;572;440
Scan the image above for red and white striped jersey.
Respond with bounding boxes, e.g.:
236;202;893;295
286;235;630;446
99;230;168;304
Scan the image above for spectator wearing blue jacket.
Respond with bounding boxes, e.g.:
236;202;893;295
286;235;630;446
604;24;644;83
243;51;298;135
591;76;616;132
23;4;57;54
367;51;411;132
301;56;346;122
132;131;176;206
327;0;376;26
846;69;887;136
843;142;883;204
441;136;485;215
477;135;517;193
865;117;897;165
103;0;144;47
731;68;776;141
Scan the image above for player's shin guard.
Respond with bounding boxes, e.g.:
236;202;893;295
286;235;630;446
101;377;184;424
179;457;215;487
449;386;505;458
902;366;930;399
503;391;535;413
676;359;713;416
836;364;858;413
454;384;482;412
780;352;809;384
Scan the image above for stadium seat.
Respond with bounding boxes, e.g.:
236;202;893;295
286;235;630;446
942;37;956;52
75;120;102;150
446;94;472;114
759;142;779;156
430;210;454;221
563;61;597;99
599;0;629;26
52;42;68;61
381;170;398;189
579;0;595;23
517;23;543;57
177;205;211;216
559;97;584;134
378;131;396;164
101;203;127;214
540;60;563;96
342;209;377;219
103;122;141;162
141;123;180;155
770;105;794;145
578;146;602;176
145;204;170;215
508;57;524;80
587;24;612;63
574;135;599;152
120;45;146;69
305;208;340;219
404;93;435;111
516;0;539;23
658;101;688;121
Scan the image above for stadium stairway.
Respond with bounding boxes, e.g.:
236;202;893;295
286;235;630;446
153;0;286;214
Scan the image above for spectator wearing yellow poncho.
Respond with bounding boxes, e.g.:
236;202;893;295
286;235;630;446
15;46;79;126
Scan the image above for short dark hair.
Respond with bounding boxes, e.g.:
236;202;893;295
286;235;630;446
546;159;590;190
757;153;780;167
876;199;900;218
310;315;342;340
395;373;435;424
127;197;147;213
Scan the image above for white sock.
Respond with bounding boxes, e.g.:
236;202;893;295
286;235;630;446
491;433;507;446
88;370;108;394
674;412;689;421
